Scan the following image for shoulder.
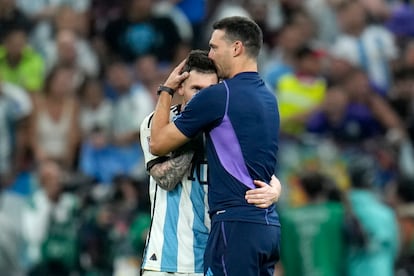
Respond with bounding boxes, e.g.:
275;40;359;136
140;111;154;131
186;83;226;108
199;82;226;97
141;104;180;129
366;25;392;36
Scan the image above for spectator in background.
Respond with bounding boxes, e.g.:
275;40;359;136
0;78;30;273
346;155;399;276
203;0;250;48
0;0;31;42
0;187;25;275
0;25;44;94
325;48;356;86
109;175;150;275
153;0;193;49
307;68;406;144
107;61;153;153
22;160;80;275
173;0;206;49
42;29;99;81
331;0;398;96
0;78;32;187
103;0;187;65
79;61;153;184
280;172;346;276
304;0;340;46
16;0;90;25
78;77;113;139
385;0;414;43
276;44;327;137
394;176;414;275
31;5;90;53
243;0;281;50
30;65;80;170
134;54;163;105
263;23;305;91
77;174;150;276
388;67;414;141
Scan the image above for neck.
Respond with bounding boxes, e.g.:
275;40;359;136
348;25;364;36
228;58;258;78
47;94;65;103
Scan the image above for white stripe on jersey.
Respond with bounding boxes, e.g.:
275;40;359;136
140;106;210;273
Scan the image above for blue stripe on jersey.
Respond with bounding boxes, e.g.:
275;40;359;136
161;183;182;271
357;38;369;71
375;35;390;93
190;178;208;273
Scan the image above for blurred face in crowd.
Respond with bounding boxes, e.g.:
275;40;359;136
4;30;26;62
0;0;15;12
82;79;103;108
344;69;371;101
338;1;367;34
55;6;80;33
291;11;316;42
244;0;267;23
135;55;159;84
323;87;349;124
397;214;414;251
277;25;304;54
48;67;75;98
119;178;139;204
297;53;322;76
404;42;414;68
56;30;77;66
128;0;153;21
39;161;63;202
107;63;132;93
328;55;354;83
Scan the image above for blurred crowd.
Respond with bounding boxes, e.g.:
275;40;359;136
0;0;414;275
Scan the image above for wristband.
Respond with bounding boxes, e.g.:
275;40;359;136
157;85;175;96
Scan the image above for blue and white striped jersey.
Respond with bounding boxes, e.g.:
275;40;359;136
140;105;210;273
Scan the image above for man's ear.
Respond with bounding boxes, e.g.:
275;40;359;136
233;41;243;57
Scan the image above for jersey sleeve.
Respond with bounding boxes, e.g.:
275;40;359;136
174;84;226;138
140;108;178;171
140;112;166;171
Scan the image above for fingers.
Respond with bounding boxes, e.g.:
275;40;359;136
245;194;272;208
164;59;189;90
253;179;267;188
175;58;187;72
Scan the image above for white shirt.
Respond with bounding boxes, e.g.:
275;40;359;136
331;25;398;93
112;83;154;136
140;106;210;273
80;99;113;136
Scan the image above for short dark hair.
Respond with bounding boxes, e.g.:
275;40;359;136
299;171;327;199
213;16;263;58
181;49;217;75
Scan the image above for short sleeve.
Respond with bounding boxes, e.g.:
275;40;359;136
140;113;158;167
140;108;176;171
